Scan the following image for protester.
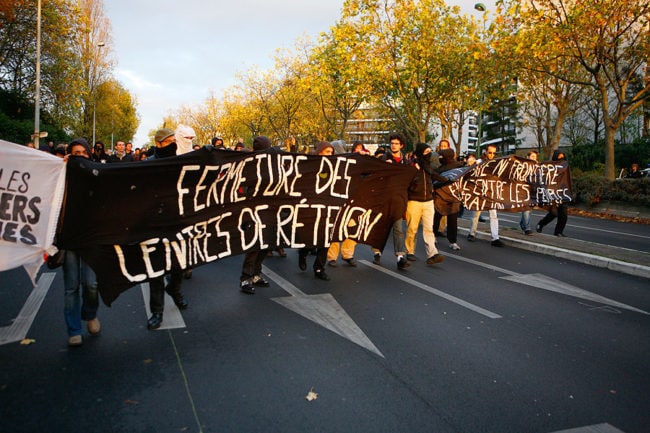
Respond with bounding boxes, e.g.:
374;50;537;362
626;163;643;179
92;141;110;163
404;143;446;265
175;124;196;155
109;140;134;162
239;136;276;294
61;138;100;346
467;144;505;247
536;150;569;237
519;150;538;235
298;141;335;280
433;148;463;250
146;128;188;330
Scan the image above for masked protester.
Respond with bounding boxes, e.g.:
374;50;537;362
175;124;196;155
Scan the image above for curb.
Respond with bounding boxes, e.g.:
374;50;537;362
457;227;650;280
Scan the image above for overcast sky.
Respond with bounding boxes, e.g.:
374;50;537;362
104;0;492;146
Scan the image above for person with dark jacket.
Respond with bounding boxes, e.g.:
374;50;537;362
404;143;447;265
536;150;569;237
433;148;464;250
146;129;188;330
92;141;110;163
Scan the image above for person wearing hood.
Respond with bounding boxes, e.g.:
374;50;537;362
433;148;464;250
175;124;196;155
536;150;569;237
146;129;188;330
404;143;448;265
61;138;101;346
92;141;110;163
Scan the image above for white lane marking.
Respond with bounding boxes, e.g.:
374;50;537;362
0;272;55;346
140;283;186;330
549;423;625;433
445;254;648;315
262;265;384;357
358;260;503;319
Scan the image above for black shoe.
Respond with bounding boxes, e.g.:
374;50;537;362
406;254;417;261
343;257;357;267
147;312;163;330
479;216;487;222
467;234;475;242
253;275;270;287
373;253;381;265
426;254;444;265
299;251;307;271
524;230;533;235
183;269;192;279
240;280;255;294
165;287;188;309
315;270;330;281
536;224;543;233
491;239;505;247
397;257;410;270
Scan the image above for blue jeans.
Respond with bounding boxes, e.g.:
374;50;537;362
63;250;98;336
520;210;531;232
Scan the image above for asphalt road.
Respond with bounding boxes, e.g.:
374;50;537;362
1;215;648;433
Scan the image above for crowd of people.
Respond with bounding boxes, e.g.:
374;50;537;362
39;127;572;346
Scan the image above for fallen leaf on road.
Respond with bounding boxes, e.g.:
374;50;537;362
20;338;36;345
305;387;318;401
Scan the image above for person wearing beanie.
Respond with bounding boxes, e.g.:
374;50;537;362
61;137;101;346
298;141;334;281
239;135;277;294
252;135;272;151
175;124;196;155
404;142;447;266
146;128;189;330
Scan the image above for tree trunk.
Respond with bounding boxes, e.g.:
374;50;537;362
604;125;616;180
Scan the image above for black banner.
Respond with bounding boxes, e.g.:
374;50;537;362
58;148;416;305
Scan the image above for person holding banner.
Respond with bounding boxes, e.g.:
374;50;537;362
146;128;189;330
536;150;569;237
519;150;539;235
62;138;101;346
467;144;505;247
433;148;463;251
404;143;446;265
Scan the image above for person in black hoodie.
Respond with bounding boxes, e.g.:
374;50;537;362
404;143;448;265
433;148;464;250
536;150;569;237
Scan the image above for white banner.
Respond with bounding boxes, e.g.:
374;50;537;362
0;140;66;281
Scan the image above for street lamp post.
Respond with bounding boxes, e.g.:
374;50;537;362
33;0;42;149
474;2;487;155
91;42;105;146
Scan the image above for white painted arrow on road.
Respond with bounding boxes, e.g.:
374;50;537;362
262;265;384;358
446;254;649;315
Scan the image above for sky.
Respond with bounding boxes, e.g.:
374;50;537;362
104;0;493;146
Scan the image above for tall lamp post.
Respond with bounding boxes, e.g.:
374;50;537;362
33;0;42;149
474;2;487;155
91;42;105;146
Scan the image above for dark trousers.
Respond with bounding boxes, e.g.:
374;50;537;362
538;204;568;235
149;270;183;313
434;212;458;244
300;247;327;272
240;249;270;281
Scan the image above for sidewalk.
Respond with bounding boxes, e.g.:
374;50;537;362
456;217;650;280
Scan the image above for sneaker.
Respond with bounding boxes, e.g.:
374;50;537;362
491;239;505;247
524;230;533;235
449;243;461;251
327;260;338;267
315;270;330;281
406;254;417;262
147;312;163;330
343;257;357;267
373;253;381;265
240;280;255;294
536;224;543;233
252;275;270;287
467;234;475;242
397;257;410;270
87;318;101;335
426;254;445;264
68;335;82;347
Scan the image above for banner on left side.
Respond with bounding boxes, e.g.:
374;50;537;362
0;140;66;282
